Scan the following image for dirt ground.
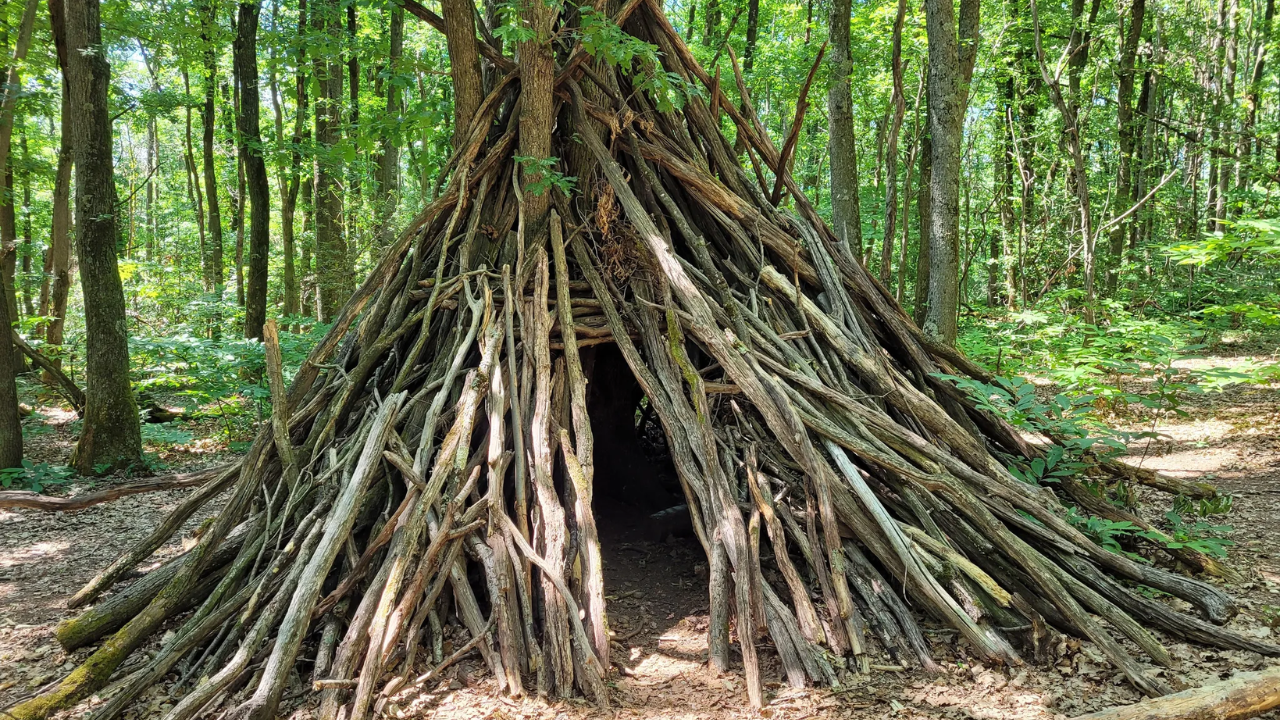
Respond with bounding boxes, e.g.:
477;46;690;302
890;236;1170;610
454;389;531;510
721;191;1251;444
3;356;1280;720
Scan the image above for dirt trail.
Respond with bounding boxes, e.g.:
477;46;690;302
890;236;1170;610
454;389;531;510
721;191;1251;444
2;359;1280;719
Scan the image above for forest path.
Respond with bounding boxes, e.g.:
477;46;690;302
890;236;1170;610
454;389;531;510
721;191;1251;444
0;355;1278;719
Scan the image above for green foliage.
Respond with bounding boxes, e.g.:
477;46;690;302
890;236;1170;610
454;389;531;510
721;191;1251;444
577;7;702;112
1064;509;1146;559
514;156;577;197
1162;511;1235;559
1063;506;1236;562
127;318;326;443
941;370;1236;562
0;459;76;493
935;373;1141;486
959;306;1279;417
21;413;54;440
141;422;194;447
493;0;538;43
1165;218;1280;268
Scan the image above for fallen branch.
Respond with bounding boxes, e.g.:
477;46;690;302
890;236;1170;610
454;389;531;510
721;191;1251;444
0;463;230;511
11;331;85;412
1075;666;1280;720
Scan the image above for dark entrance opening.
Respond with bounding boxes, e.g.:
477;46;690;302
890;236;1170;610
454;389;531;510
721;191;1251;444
585;344;709;671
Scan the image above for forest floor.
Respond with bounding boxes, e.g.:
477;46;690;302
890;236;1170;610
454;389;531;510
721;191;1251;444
1;353;1279;720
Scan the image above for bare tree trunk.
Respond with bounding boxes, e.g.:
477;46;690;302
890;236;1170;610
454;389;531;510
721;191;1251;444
0;0;31;460
181;70;208;291
344;3;361;262
921;0;978;344
233;84;246;308
1205;0;1228;232
704;0;720;44
66;0;142;474
0;0;39;340
40;0;73;375
201;0;225;300
827;0;862;257
913;128;931;324
313;0;349;321
0;218;17;468
1030;0;1096;323
272;0;307;323
879;0;907;284
442;0;483;151
1066;0;1103;118
517;0;556;242
1214;0;1240;225
999;83;1018;307
1;170;17;335
744;0;760;73
237;0;271;340
1135;18;1162;254
1107;0;1146;292
19;126;32;316
898;66;923;304
139;42;158;263
373;3;403;248
300;171;315;317
1241;0;1273;188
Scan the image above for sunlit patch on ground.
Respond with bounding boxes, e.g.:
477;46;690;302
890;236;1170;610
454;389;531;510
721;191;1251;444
0;540;71;569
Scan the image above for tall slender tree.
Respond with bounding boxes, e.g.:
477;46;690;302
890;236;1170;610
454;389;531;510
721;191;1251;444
0;226;17;469
880;0;907;283
39;0;73;377
236;0;271;339
442;0;483;151
921;0;979;344
373;2;403;246
517;0;555;242
200;0;225;297
66;0;141;473
270;0;307;322
826;0;862;257
1107;0;1146;291
0;0;39;343
312;0;348;320
743;0;760;73
1242;0;1274;175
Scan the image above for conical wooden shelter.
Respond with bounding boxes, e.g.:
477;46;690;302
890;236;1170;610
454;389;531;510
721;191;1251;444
11;1;1275;718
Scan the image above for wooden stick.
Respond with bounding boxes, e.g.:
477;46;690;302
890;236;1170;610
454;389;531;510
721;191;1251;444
768;42;827;205
262;319;300;489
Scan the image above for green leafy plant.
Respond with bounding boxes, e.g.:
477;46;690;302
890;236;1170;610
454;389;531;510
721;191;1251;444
0;460;76;493
1064;508;1147;560
935;373;1140;485
492;0;537;43
514;155;576;197
141;422;194;447
1163;511;1235;558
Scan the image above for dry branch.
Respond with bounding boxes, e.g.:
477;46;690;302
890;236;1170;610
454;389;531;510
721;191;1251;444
0;463;230;512
1075;666;1280;720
